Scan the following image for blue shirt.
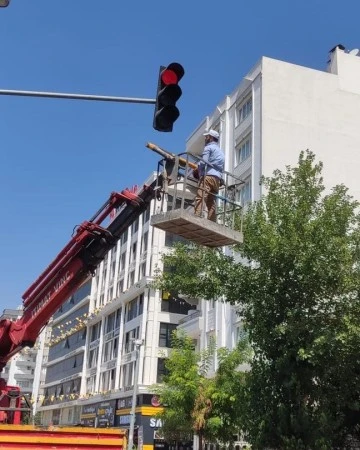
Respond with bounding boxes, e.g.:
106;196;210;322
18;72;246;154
198;142;225;179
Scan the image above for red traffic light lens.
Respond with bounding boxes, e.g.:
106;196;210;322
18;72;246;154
161;69;178;85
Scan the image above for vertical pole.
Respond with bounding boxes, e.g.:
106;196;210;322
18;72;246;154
128;340;143;450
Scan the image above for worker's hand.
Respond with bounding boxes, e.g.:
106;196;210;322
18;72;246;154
192;168;199;180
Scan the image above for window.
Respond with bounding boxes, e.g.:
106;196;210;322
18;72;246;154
123;362;134;388
238;178;252;206
112;337;118;359
102;341;112;363
124;327;140;353
100;369;116;391
90;322;101;342
88;347;99;368
157;358;168;383
106;312;115;333
56;384;63;397
159;323;177;348
73;379;80;393
99;294;105;306
116;278;124;297
237;97;252;124
235;135;251;166
65;382;72;396
115;308;121;330
101;269;107;290
119;252;126;272
235;324;248;343
130;242;137;262
127;298;138;322
82;328;87;340
138;294;144;316
139;262;146;279
122;230;128;245
62;338;70;349
141;232;148;254
142;206;150;225
86;376;96;393
128;270;135;286
102;337;119;362
52;410;60;425
110;261;116;280
132;219;139;234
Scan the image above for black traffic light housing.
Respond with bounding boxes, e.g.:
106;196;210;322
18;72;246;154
153;62;185;132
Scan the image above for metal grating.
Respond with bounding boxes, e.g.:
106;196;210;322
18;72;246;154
151;209;243;248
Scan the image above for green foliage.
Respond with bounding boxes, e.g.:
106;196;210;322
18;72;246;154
153;331;206;444
206;340;251;444
154;331;250;448
155;151;360;449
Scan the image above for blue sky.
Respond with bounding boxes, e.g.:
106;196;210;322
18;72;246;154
0;0;359;312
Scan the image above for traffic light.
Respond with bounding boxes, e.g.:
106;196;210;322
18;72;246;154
153;62;184;132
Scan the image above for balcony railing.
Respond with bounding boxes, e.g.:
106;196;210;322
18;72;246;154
178;310;202;325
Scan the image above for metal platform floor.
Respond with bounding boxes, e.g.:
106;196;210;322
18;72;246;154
151;209;243;247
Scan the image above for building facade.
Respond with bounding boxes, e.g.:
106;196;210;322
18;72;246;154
39;280;91;425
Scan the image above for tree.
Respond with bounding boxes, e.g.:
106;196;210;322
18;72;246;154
155;151;360;449
154;331;249;450
153;332;211;450
206;341;251;445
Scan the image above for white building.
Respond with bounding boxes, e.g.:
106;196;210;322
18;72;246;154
183;44;360;361
38;281;91;426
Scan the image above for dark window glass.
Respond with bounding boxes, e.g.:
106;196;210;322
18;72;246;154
157;358;168;383
159;323;177;348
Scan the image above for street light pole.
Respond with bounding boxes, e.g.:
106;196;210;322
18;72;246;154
127;339;143;450
0;89;155;105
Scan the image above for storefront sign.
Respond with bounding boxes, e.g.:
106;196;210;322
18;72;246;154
150;418;163;428
151;395;161;407
118;414;132;425
96;400;115;428
116;396;133;409
80;401;115;428
80;404;97;427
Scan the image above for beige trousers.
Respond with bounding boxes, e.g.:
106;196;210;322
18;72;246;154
194;176;221;222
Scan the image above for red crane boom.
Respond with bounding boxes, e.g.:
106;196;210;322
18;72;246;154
0;184;156;371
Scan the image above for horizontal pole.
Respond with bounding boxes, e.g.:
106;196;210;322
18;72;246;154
146;142;198;169
0;89;156;104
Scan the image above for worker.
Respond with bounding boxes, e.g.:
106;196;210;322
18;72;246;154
194;129;225;222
